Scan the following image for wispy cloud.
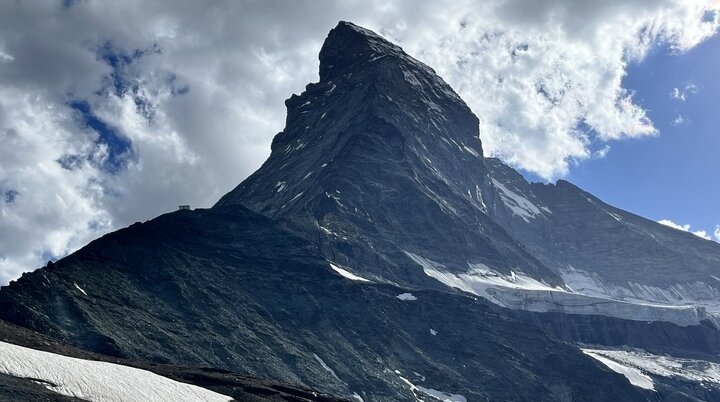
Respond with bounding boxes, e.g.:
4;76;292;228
670;82;699;101
671;113;690;126
594;145;611;159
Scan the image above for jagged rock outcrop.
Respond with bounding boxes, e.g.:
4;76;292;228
217;21;560;288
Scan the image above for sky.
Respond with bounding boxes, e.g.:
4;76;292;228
0;0;719;284
566;32;720;240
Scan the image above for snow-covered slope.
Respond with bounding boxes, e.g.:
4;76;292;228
582;347;720;399
407;249;713;326
582;350;655;390
0;341;232;402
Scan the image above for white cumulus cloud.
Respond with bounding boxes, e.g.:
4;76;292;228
1;0;719;283
657;219;715;241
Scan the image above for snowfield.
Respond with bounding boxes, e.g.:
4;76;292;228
582;350;654;390
491;178;547;222
329;262;371;282
0;341;232;402
405;250;563;306
313;353;341;381
582;348;720;391
405;251;713;326
395;369;466;402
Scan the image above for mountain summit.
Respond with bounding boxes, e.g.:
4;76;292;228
220;21;720;330
217;21;560;287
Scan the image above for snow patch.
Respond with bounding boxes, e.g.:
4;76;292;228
475;184;487;211
408;253;714;326
0;341;232;402
430;329;437;336
73;283;87;296
462;145;480;157
289;192;304;202
560;265;720;312
396;370;466;402
369;54;386;62
582;348;720;389
397;293;417;301
491;178;544;222
275;181;286;193
329;263;371;282
319;225;334;235
406;251;561;302
313;353;340;381
582;349;654;390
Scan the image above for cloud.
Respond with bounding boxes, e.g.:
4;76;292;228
658;219;713;240
671;82;699;101
671;113;690;126
0;1;719;283
594;145;611;159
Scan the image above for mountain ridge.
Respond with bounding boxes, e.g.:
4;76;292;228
483;157;720;309
0;205;645;401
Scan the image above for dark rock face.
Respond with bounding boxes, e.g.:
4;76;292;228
483;157;720;310
0;374;85;402
0;207;644;401
216;23;720;329
511;310;720;361
217;21;559;288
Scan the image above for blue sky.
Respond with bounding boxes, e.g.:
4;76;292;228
563;34;719;236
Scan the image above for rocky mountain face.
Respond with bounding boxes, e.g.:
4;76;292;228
0;206;644;401
218;23;720;331
1;20;719;401
483;157;720;313
216;22;559;289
